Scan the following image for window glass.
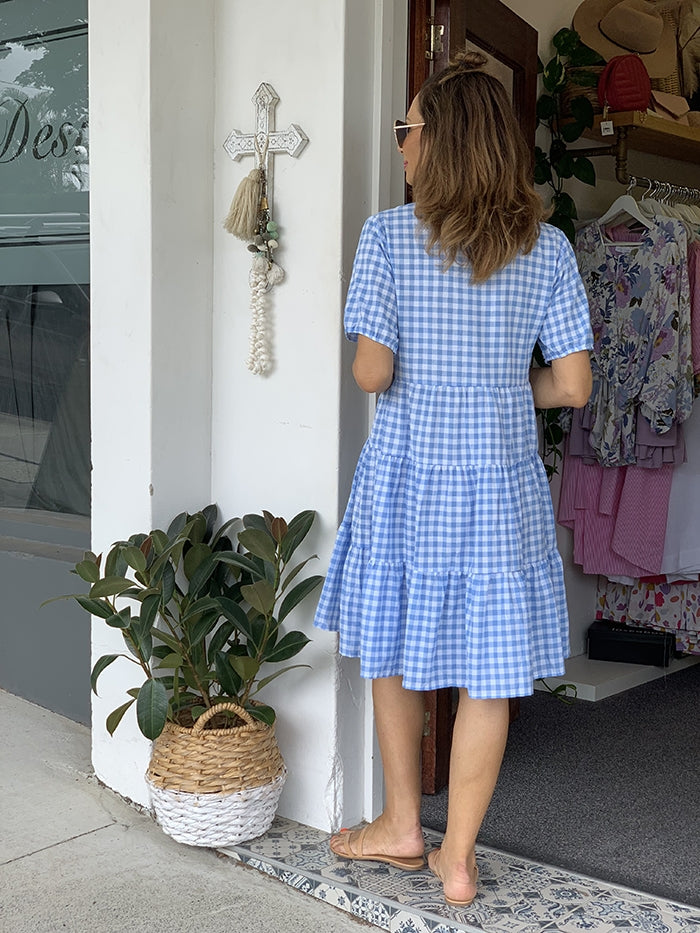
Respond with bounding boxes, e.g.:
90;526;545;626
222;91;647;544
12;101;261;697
0;0;89;516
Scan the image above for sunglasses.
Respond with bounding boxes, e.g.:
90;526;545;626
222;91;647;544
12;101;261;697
393;119;425;148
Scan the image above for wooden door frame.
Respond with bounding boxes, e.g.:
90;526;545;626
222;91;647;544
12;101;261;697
407;0;537;795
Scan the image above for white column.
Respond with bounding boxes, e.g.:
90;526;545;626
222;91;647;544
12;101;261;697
89;0;214;804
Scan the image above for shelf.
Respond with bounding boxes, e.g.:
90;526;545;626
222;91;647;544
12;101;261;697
587;110;700;163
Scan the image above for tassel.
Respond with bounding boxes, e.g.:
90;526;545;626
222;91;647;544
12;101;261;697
223;167;263;239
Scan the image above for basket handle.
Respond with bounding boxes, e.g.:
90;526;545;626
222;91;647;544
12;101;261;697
192;702;256;734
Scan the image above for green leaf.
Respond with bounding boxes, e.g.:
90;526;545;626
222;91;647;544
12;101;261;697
207;620;236;664
536;94;557;122
211;516;241;547
217;597;255;639
553;151;575;178
280;555;319;593
90;654;120;694
533;161;552;186
245;702;275;725
136;678;169;739
105;607;132;629
230;654;260;682
106;698;135;736
166;510;189;540
568;44;605;67
74;559;101;584
554;191;577;218
122;546;147;573
140;592;161;630
152;628;182;653
131;614;153;660
106;544;130;579
238;528;277;563
213;550;265;578
550;213;576;243
573;155;596;186
542;58;565;94
150;529;169;553
89;576;134;599
254;663;311;692
161;561;175;606
552;27;580;57
278;575;324;623
241;580;276;616
188;611;220;648
215;650;242;695
186;554;217;597
75;596;115;619
280;510;316;563
155;651;183;669
188;512;208;545
264;630;311;663
181;596;222;624
560;121;585;144
242;513;270;534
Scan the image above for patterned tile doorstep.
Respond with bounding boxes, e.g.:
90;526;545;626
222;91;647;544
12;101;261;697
219;819;700;933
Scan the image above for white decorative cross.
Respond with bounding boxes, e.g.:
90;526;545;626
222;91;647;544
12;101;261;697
223;83;308;214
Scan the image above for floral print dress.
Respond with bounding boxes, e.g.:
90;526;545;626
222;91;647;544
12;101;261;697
575;218;694;467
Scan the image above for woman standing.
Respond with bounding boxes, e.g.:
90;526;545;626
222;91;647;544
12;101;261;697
314;50;593;907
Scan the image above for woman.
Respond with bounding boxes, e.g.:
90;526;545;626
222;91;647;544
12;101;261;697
314;50;593;907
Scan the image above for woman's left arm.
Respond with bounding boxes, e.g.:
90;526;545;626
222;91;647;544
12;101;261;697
352;335;394;394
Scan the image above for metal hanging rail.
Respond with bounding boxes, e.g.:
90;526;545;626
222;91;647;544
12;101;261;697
573;126;700;203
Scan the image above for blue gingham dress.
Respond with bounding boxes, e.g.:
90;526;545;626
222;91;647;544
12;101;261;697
314;204;593;698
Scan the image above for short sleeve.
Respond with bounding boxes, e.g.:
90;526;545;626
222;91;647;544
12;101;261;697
344;214;399;353
537;229;593;363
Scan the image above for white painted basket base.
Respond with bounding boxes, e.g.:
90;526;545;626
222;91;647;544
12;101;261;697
146;767;287;847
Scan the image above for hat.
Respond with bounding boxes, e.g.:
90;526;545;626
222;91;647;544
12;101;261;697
573;0;677;77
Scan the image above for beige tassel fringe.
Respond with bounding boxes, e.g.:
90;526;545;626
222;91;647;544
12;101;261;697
223;167;263;240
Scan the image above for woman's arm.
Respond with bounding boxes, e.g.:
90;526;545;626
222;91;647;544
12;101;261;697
352;335;395;394
529;350;592;409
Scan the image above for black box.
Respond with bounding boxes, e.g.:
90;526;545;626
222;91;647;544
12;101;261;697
587;620;675;667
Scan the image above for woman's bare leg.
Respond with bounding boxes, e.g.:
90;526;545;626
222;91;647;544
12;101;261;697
429;690;510;903
331;675;425;858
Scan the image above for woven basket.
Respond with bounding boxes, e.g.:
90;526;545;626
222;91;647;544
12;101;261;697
560;66;605;118
146;702;286;846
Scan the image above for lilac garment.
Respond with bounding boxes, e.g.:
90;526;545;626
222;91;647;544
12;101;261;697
575;217;694;466
558;435;673;576
567;405;686;468
689;240;700;375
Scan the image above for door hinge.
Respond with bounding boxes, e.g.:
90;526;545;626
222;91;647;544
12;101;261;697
425;18;444;60
423;710;432;737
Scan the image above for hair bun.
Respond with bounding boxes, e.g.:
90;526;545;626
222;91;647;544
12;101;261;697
449;48;488;73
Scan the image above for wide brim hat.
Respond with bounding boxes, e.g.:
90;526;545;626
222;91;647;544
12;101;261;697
573;0;677;78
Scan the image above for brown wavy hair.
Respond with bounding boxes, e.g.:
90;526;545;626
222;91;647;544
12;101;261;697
411;49;546;283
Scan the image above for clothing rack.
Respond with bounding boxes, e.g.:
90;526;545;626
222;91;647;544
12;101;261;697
623;174;700;204
576;124;700;204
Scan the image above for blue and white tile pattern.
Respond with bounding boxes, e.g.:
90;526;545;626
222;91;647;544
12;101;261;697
220;820;700;933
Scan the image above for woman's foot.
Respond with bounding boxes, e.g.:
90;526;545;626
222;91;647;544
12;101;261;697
329;815;425;870
427;847;478;906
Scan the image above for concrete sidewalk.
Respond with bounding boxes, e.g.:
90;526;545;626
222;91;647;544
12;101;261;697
0;689;365;933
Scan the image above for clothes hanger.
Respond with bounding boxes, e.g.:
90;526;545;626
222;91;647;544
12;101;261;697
597;180;654;229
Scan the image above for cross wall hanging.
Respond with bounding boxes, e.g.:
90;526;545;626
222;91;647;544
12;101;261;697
223;83;309;375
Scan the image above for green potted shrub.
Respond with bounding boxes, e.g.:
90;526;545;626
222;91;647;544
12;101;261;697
54;504;323;845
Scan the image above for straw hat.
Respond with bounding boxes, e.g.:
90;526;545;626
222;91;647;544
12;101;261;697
573;0;678;77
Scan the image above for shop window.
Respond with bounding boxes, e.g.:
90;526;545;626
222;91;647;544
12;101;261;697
0;0;89;519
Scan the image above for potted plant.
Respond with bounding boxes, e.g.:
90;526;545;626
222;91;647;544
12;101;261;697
55;504;323;845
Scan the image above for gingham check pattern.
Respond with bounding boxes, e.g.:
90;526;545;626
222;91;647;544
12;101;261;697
315;204;593;697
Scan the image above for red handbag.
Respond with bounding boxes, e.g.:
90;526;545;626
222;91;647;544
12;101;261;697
597;54;652;112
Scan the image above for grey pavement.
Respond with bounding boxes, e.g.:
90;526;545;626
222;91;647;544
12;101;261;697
0;688;367;933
